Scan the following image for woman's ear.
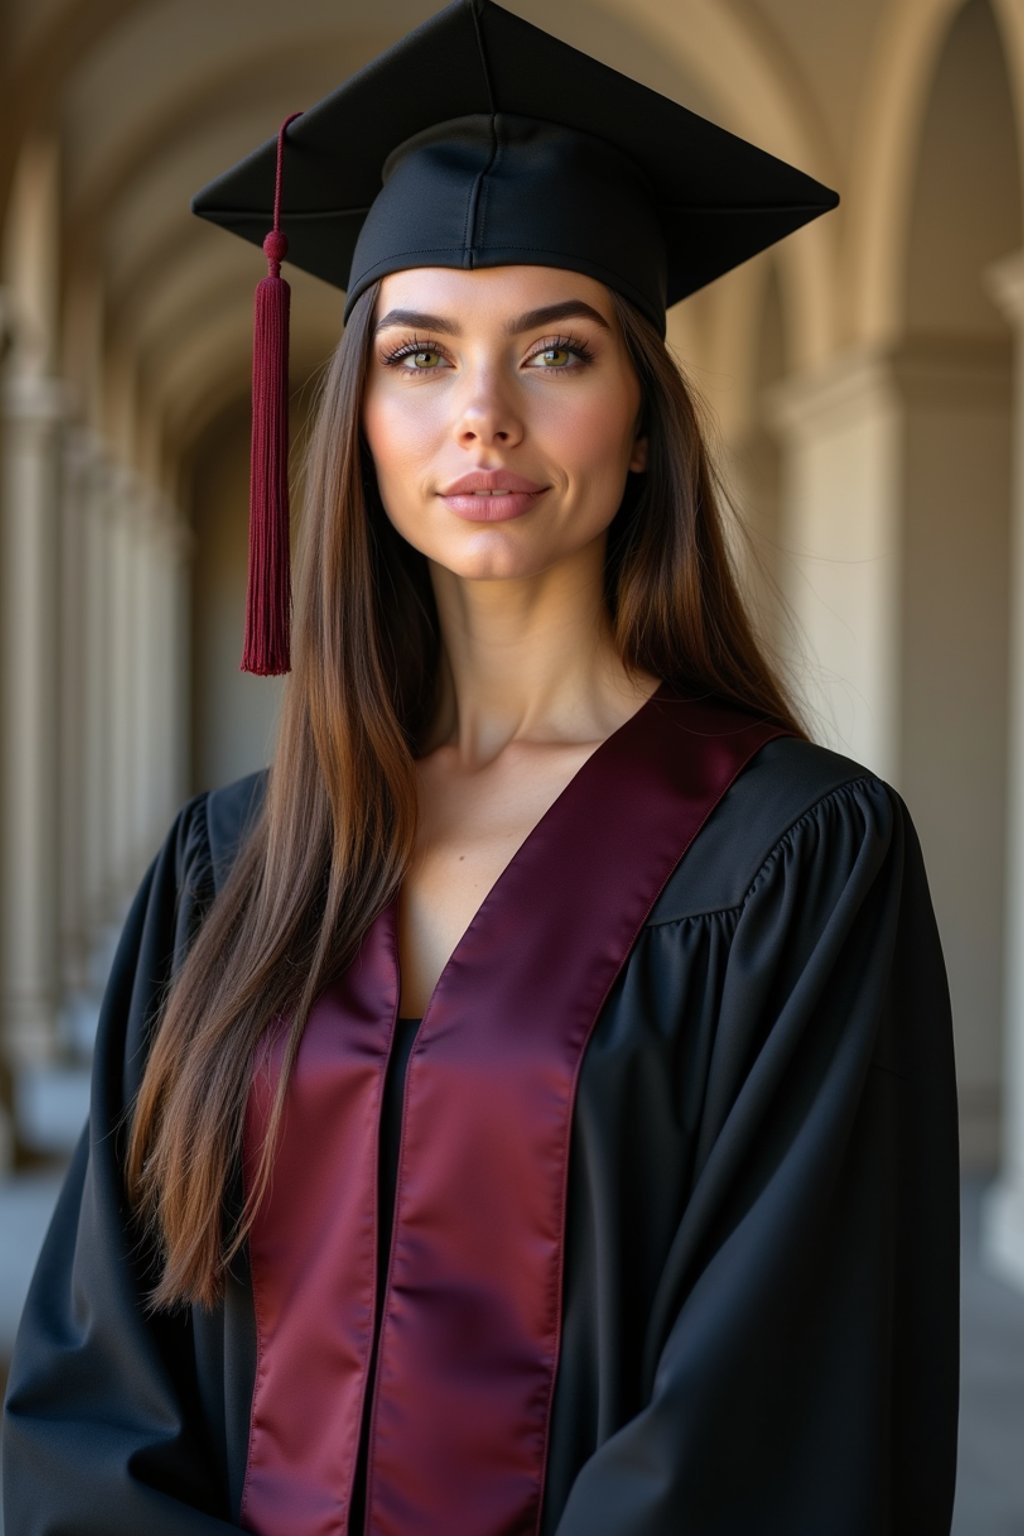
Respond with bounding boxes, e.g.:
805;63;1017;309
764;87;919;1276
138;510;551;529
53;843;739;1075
629;434;648;474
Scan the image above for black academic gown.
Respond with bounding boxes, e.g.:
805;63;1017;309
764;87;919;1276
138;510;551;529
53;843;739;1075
1;696;960;1535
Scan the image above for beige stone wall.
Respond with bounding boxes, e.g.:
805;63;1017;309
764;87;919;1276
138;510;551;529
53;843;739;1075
1;0;1023;1280
190;406;284;791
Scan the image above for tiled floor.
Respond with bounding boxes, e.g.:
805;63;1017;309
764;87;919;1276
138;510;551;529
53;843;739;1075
0;1170;1021;1531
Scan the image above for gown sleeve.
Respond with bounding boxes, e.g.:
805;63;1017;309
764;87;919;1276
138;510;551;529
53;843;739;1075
1;795;244;1535
552;775;960;1536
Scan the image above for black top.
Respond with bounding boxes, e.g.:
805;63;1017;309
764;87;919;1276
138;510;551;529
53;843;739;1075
349;1014;422;1534
377;1016;423;1304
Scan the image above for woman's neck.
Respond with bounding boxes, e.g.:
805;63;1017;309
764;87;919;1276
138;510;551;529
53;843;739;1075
422;548;659;766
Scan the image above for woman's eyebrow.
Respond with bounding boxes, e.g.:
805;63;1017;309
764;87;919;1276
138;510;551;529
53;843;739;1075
506;300;611;333
373;300;612;336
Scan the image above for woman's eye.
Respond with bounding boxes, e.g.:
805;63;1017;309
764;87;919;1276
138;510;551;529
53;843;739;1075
533;347;572;368
526;338;593;370
404;349;444;370
380;340;449;372
381;336;592;373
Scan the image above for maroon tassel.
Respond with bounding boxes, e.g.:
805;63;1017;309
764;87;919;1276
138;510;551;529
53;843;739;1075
243;112;301;675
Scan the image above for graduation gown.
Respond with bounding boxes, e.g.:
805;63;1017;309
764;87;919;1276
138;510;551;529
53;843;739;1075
2;685;960;1535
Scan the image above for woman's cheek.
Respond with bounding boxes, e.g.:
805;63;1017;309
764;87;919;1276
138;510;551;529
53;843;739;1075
560;398;629;470
384;390;445;462
365;391;432;480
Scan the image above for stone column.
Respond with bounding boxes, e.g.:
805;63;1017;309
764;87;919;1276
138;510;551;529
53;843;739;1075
106;463;141;908
0;300;11;1168
162;508;195;816
81;444;116;949
58;426;95;1006
0;371;68;1076
768;338;1012;1176
132;485;184;867
983;251;1024;1290
130;486;155;875
69;432;124;1023
765;348;903;777
100;481;195;882
892;334;1012;1175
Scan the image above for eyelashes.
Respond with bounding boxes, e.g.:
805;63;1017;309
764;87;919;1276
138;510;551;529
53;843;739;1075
377;334;447;371
531;335;598;368
377;332;597;375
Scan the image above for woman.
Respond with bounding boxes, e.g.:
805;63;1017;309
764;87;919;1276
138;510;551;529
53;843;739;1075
2;2;959;1533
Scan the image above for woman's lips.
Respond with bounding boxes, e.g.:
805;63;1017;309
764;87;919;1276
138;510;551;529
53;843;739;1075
440;489;546;521
438;470;547;521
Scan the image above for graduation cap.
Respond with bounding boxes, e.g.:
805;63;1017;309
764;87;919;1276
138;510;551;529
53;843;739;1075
191;0;839;675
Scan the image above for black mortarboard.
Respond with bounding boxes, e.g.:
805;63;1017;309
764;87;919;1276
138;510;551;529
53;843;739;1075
190;0;839;672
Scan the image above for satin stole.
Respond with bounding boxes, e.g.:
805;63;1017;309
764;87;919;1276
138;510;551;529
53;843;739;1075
241;684;784;1535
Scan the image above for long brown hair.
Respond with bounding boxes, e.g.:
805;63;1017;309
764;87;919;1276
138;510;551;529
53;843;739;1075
127;278;805;1310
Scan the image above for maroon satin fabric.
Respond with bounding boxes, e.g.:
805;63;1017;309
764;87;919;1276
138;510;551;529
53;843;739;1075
241;684;783;1535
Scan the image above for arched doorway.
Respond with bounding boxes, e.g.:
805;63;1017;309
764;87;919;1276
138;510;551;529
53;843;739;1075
899;0;1020;1169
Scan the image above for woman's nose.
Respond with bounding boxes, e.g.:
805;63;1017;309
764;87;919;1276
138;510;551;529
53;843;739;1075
453;368;525;449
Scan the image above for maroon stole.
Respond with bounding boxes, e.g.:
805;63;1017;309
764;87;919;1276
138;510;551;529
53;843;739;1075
241;684;784;1535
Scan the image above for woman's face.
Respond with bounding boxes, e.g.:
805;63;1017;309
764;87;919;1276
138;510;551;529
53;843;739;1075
361;265;647;584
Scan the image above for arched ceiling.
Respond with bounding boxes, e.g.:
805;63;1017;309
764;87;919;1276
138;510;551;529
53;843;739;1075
904;0;1021;337
845;0;1022;346
9;0;733;465
734;0;891;168
1;0;140;213
5;0;1021;471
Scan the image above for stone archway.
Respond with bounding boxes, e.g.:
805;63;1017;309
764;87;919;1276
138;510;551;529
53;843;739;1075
895;0;1020;1174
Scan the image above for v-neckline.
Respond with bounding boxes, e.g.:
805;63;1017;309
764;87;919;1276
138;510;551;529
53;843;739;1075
401;677;668;1023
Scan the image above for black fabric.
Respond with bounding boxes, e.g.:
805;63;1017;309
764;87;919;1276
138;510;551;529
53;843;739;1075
377;1017;423;1311
190;0;839;334
349;1014;422;1536
1;737;960;1534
